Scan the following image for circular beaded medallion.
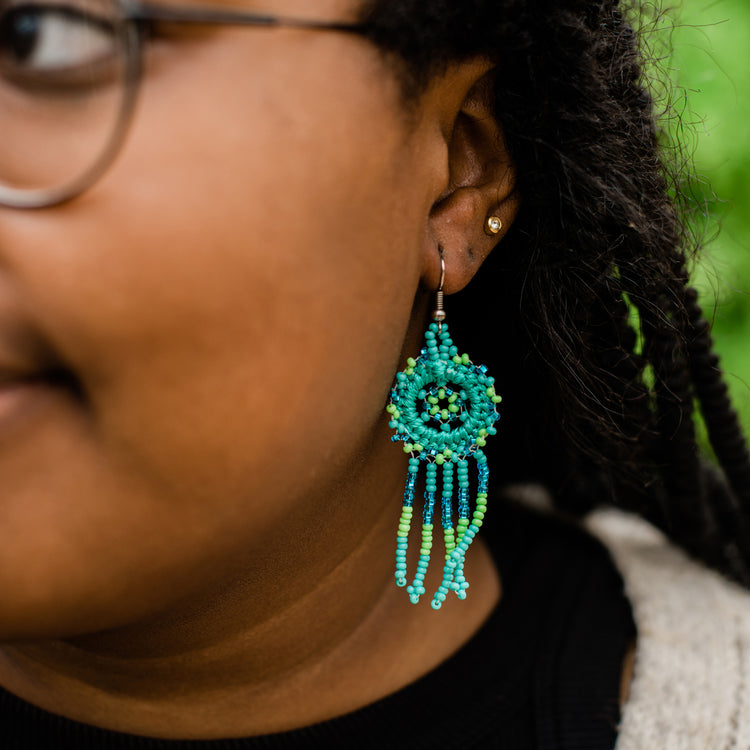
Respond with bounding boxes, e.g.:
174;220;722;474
386;322;501;461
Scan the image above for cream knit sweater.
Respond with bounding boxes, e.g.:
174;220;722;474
587;509;750;749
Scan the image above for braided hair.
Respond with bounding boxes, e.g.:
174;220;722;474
360;0;750;584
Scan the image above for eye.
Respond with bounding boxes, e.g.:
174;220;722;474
0;2;120;88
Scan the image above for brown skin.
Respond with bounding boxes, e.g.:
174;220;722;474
0;0;521;738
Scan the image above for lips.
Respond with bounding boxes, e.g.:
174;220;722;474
0;360;83;442
0;325;60;389
0;303;83;432
0;376;52;433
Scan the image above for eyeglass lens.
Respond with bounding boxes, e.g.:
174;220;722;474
0;0;134;203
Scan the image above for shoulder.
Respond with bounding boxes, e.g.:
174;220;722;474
587;509;750;749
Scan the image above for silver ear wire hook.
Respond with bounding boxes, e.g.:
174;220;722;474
433;247;446;332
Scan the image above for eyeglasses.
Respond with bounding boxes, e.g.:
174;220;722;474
0;0;369;209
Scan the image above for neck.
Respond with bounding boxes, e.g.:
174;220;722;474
0;446;501;739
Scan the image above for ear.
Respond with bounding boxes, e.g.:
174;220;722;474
422;64;520;294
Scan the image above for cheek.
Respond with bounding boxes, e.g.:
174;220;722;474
76;36;422;511
0;33;429;634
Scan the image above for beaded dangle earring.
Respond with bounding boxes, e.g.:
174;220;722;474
386;249;502;609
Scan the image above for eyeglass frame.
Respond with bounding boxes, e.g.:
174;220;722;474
0;0;372;210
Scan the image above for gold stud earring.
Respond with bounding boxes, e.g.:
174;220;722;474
485;216;502;235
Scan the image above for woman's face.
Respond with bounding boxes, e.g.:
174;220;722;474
0;0;450;639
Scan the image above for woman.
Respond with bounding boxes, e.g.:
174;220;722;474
1;0;749;747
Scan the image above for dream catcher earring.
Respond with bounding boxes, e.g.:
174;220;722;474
386;248;502;609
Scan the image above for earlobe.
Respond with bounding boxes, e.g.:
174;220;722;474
424;68;520;294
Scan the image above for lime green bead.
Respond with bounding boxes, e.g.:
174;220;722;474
435;455;445;465
403;443;413;453
407;357;417;368
448;393;458;403
461;353;470;364
444;530;456;557
441;409;449;420
453;355;462;364
438;388;446;399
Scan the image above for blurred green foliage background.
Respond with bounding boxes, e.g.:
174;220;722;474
666;0;750;434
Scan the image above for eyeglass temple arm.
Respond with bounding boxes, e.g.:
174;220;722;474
120;0;371;34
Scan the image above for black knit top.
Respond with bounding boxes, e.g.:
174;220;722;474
0;501;636;749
